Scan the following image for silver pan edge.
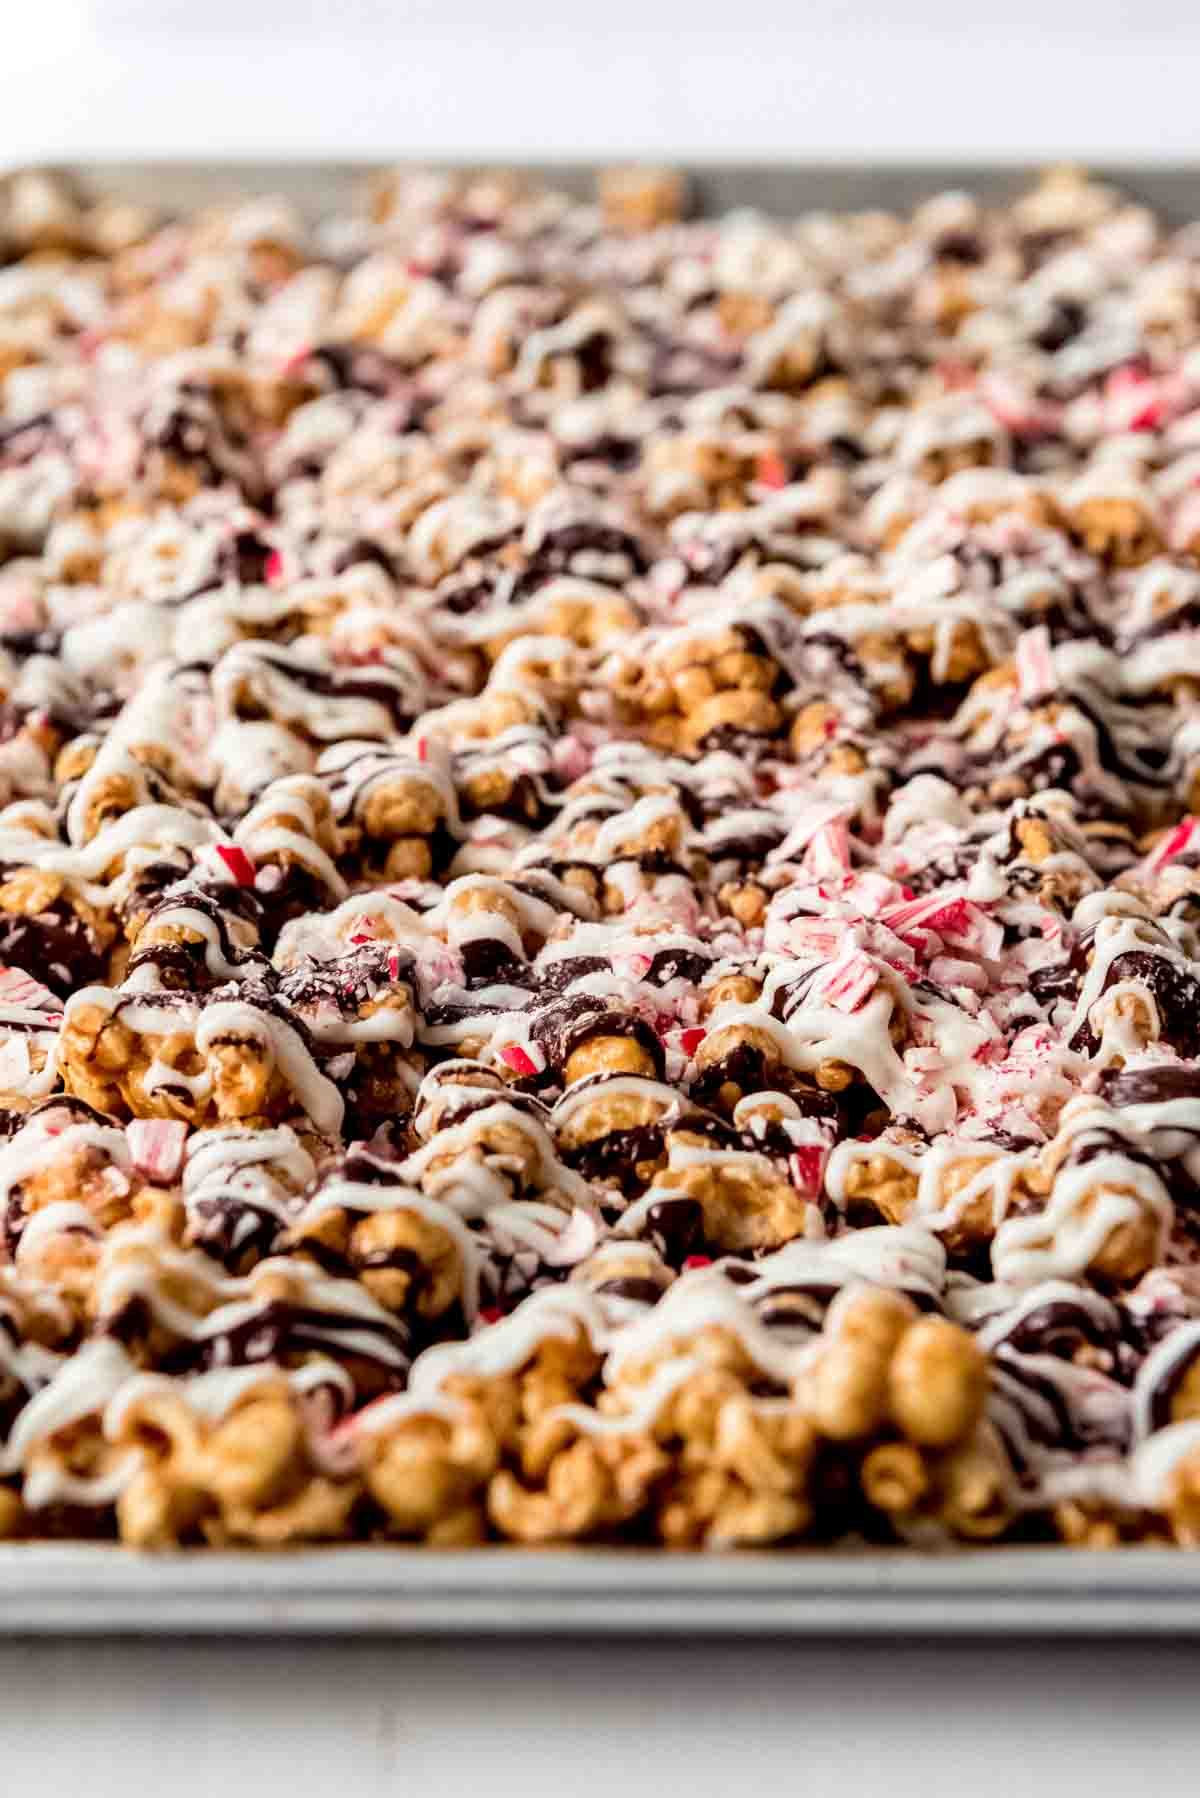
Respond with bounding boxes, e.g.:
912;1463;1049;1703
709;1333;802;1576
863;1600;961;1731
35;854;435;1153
8;160;1200;222
3;1542;1200;1635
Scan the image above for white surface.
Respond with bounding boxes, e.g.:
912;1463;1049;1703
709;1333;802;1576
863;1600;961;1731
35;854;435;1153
6;0;1200;162
0;1636;1192;1798
1;6;1194;1791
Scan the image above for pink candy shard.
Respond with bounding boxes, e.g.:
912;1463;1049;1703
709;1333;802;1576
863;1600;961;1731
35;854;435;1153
929;953;987;992
0;587;43;635
979;372;1059;437
755;450;789;490
842;870;903;916
1105;363;1165;433
279;344;312;378
552;733;592;782
126;1119;188;1184
789;920;844;960
768;800;851;866
878;890;1000;958
499;1043;540;1077
937;359;974;390
1016;624;1056;705
880;891;965;935
804;818;852;880
679;1026;706;1056
0;966;58;1010
820;949;880;1012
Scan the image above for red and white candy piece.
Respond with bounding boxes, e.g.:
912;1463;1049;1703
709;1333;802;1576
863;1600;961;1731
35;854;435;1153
209;844;258;887
842;870;906;917
937;360;975;391
820;949;880;1013
880;889;967;935
552;733;592;782
410;733;451;774
1105;363;1167;434
126;1119;188;1185
880;890;1004;962
755;450;789;490
804;818;852;882
498;1042;545;1078
768;801;852;867
978;372;1060;438
789;1145;826;1192
788;919;845;962
0;967;59;1011
1141;815;1199;879
279;343;313;379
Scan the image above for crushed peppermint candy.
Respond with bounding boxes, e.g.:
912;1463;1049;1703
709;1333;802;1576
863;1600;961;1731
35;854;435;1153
214;844;258;887
755;451;789;490
789;1146;826;1191
1015;625;1056;706
126;1119;188;1184
1142;816;1199;878
0;967;59;1011
819;950;880;1013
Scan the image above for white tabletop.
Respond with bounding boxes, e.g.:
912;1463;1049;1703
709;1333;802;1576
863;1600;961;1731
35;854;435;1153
3;7;1196;1788
10;0;1200;163
3;1634;1189;1797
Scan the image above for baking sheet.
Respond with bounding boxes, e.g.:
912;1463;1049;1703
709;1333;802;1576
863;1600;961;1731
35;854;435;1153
3;159;1200;1635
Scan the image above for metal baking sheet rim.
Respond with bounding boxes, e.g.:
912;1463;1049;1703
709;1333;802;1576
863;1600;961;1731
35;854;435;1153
1;157;1199;1635
10;160;1200;222
4;1543;1200;1634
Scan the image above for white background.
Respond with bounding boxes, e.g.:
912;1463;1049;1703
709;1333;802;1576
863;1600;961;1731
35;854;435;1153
3;5;1198;1793
7;0;1200;162
4;1632;1199;1797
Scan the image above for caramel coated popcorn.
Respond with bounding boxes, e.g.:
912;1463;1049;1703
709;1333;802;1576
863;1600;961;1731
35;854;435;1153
7;164;1200;1551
